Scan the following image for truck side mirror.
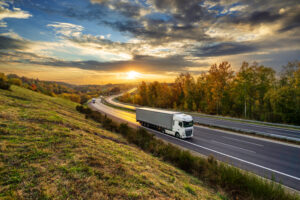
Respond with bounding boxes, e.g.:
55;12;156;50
179;122;182;127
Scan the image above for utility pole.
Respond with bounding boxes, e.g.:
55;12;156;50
244;83;247;118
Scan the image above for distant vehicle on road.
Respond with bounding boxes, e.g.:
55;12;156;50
136;107;193;139
92;98;96;103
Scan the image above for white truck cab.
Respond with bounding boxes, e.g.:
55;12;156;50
171;114;193;138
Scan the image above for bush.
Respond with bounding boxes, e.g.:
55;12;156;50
8;78;22;86
0;73;11;90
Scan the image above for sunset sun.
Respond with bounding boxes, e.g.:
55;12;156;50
126;71;141;79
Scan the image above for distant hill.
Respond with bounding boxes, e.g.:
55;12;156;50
0;86;220;199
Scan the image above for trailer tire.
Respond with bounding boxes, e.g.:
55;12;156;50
175;132;180;138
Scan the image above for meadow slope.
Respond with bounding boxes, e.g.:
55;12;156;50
0;86;221;200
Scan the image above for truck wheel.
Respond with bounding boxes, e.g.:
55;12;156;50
175;132;180;138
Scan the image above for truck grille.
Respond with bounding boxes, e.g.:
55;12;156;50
185;129;193;137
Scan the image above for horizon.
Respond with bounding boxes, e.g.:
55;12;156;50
0;0;300;84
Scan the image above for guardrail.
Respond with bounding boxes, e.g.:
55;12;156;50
189;112;300;130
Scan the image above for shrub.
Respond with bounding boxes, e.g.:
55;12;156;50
8;78;22;86
0;73;11;90
119;123;130;137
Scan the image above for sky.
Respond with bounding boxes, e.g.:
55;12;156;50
0;0;299;84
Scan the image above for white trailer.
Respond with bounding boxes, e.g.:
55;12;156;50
136;107;193;139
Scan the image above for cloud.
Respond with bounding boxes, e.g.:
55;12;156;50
191;42;257;57
248;11;281;24
0;3;32;20
0;35;197;73
0;1;32;28
0;35;29;50
47;22;84;37
229;5;248;12
0;21;6;27
279;12;300;32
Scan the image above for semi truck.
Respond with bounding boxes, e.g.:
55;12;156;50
136;107;193;139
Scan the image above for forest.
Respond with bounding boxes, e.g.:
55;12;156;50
119;61;300;125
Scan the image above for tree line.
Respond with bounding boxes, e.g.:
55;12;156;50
119;61;300;125
0;73;129;104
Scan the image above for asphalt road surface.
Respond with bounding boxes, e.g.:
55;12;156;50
192;115;300;140
89;99;300;191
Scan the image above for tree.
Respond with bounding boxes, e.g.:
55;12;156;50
0;73;10;90
137;81;148;106
206;62;234;114
8;78;22;86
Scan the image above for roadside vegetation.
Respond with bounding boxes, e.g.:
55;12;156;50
119;61;300;125
1;73;134;104
0;86;221;199
76;105;299;200
0;73;11;90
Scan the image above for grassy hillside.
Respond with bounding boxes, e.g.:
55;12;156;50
0;86;221;200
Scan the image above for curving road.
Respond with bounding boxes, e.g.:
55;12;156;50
106;90;300;142
89;99;300;191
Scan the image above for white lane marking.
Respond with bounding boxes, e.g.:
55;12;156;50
91;101;300;181
211;140;256;154
222;136;264;147
145;127;300;181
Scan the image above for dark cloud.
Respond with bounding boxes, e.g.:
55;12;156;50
191;42;257;57
0;49;198;73
0;36;29;50
248;11;281;24
279;13;300;32
151;0;209;23
91;0;143;18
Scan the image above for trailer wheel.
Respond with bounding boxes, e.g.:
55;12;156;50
175;132;180;138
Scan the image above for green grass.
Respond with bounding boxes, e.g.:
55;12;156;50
0;86;221;199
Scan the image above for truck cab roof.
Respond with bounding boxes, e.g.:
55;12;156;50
137;107;180;115
174;113;193;122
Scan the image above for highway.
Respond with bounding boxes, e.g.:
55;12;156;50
106;91;300;142
192;115;300;141
89;99;300;191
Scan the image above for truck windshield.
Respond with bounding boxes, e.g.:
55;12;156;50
183;121;193;127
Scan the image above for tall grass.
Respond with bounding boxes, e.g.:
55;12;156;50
76;105;299;200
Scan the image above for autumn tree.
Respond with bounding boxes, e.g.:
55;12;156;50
0;73;10;90
206;62;234;114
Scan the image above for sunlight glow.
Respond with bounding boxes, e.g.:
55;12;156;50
126;71;141;79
